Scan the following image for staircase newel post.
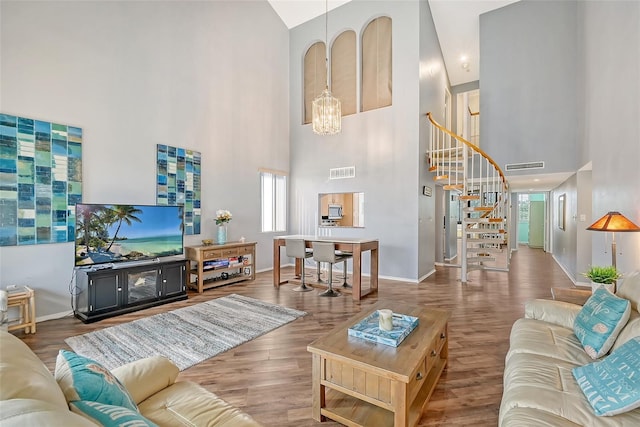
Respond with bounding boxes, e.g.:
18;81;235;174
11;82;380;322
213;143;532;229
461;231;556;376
461;145;469;283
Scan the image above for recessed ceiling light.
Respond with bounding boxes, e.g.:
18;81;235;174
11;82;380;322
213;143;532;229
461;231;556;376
533;178;540;182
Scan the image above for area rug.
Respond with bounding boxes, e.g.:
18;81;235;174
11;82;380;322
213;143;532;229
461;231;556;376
65;294;306;371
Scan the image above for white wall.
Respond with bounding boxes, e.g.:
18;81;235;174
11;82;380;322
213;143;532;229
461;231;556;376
0;0;290;318
552;175;578;278
480;0;579;177
288;0;446;282
580;1;640;275
575;168;592;284
418;0;449;278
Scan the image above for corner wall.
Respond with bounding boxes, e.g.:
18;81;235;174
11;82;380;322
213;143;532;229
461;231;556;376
0;0;289;318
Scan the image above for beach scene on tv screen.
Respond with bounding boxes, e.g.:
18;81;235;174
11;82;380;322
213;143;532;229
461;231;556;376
75;204;183;266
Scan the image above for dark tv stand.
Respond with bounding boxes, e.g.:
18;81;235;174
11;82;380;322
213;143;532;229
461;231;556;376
73;258;188;323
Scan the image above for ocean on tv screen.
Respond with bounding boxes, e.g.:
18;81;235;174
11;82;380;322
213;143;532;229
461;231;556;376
75;204;183;266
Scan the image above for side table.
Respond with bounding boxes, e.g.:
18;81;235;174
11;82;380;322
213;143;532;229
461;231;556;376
7;286;36;334
550;287;591;306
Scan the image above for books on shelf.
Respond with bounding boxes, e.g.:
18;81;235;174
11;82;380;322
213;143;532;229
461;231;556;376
348;311;419;347
203;259;229;270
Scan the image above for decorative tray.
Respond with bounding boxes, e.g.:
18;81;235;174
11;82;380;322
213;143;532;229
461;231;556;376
348;311;419;347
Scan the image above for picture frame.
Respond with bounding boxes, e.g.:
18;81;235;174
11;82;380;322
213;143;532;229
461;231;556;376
558;194;566;230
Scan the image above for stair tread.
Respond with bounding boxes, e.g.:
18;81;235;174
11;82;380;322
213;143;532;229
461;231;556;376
463;206;493;212
434;174;463;181
467;238;506;243
464;218;503;223
443;184;464;191
466;248;503;253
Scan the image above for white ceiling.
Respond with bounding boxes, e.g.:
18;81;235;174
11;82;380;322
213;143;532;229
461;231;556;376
506;172;574;192
428;0;519;86
267;0;352;29
268;0;568;192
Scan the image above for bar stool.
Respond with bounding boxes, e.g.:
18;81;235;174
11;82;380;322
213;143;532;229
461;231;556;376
335;251;353;288
285;239;314;292
312;242;351;297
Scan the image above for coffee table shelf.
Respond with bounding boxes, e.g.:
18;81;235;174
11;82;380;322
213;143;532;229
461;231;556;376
323;389;393;426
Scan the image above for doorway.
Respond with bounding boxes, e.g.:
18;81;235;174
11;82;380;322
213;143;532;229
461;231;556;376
517;193;547;249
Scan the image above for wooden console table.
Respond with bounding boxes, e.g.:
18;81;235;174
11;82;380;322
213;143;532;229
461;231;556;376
185;241;256;293
7;286;36;334
273;235;378;301
308;302;450;426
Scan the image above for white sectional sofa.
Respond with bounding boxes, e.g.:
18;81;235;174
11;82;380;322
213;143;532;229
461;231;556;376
0;330;261;426
500;271;640;426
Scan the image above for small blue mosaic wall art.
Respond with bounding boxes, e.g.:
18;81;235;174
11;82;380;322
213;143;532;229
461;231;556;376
156;144;201;235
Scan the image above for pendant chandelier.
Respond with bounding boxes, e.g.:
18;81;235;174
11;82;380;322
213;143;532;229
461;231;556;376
312;0;341;135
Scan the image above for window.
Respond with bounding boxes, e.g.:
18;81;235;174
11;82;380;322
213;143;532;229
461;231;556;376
331;30;357;116
303;42;327;125
518;194;530;222
261;171;287;232
361;16;392;112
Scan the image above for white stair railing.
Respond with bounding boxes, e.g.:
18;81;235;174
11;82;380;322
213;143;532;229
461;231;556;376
427;112;510;283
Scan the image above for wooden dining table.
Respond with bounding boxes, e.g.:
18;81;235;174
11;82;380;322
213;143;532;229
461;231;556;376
273;235;379;301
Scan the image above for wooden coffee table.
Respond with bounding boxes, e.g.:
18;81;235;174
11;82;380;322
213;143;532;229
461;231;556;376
307;302;450;427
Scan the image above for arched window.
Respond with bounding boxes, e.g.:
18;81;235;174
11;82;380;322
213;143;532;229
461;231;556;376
303;42;327;125
361;16;392;112
331;30;357;117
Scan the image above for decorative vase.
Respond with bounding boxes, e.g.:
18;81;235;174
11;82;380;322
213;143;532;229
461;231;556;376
217;224;227;245
591;282;615;294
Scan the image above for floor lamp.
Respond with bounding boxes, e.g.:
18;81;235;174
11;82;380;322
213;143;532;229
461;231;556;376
587;211;640;268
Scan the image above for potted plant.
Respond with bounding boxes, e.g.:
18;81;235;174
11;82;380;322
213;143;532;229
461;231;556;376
582;265;621;293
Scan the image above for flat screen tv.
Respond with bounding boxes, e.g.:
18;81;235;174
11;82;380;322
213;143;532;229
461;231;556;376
75;204;184;267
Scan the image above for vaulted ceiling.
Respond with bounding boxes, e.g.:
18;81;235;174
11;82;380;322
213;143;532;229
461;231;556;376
267;0;519;86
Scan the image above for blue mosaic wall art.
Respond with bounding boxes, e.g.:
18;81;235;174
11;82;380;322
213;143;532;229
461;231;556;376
156;144;201;235
0;113;82;246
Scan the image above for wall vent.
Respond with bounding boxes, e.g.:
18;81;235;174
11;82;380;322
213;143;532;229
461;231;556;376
329;166;356;180
505;161;545;171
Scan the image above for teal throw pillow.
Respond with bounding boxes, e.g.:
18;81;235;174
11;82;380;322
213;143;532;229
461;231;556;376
573;336;640;416
573;287;630;359
55;350;137;411
70;401;158;426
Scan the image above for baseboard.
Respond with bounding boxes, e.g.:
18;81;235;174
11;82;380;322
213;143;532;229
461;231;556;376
37;310;74;323
551;254;577;285
417;268;436;283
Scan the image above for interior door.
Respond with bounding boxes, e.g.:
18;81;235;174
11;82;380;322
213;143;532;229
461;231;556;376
528;201;545;249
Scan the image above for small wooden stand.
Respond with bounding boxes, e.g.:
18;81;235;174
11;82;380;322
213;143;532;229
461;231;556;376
185;241;256;293
7;286;36;334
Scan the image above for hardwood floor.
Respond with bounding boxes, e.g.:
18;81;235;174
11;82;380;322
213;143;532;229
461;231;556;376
17;245;572;426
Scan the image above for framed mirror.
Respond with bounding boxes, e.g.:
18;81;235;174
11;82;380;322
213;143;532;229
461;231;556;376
318;192;364;228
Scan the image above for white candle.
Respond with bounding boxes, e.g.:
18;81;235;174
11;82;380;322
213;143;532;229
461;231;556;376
378;309;393;331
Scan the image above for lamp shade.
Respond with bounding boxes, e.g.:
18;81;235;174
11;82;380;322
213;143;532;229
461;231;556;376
587;211;640;232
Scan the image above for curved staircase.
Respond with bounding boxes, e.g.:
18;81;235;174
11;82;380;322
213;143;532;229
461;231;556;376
426;112;510;283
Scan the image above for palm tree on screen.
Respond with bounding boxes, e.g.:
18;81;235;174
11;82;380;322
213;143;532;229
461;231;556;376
105;205;143;252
